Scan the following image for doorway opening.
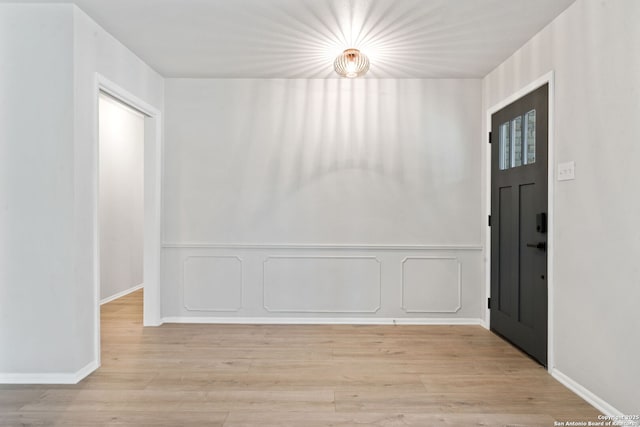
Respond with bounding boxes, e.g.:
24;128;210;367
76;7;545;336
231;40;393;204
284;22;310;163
98;92;145;313
94;74;163;368
98;92;146;362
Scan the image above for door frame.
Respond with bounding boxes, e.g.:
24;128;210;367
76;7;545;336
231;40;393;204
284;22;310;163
93;73;163;366
483;71;555;371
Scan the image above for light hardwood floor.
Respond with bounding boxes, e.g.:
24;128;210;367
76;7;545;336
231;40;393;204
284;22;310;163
1;290;600;426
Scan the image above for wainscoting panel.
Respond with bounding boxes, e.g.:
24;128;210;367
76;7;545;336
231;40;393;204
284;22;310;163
183;256;243;311
263;256;381;313
162;244;483;322
401;257;461;313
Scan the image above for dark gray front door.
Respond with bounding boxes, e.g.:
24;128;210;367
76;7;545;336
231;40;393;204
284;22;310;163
490;83;548;366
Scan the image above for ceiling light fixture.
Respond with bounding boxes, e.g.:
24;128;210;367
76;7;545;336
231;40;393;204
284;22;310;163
334;48;370;78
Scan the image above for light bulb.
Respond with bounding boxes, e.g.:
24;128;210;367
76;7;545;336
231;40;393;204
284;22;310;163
334;48;370;78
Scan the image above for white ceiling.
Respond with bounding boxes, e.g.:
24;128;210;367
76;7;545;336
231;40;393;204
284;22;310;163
14;0;576;78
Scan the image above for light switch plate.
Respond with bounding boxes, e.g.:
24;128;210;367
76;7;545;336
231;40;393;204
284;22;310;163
557;161;575;181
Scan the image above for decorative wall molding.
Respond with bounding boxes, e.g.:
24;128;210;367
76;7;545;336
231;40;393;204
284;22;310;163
163;242;483;251
161;316;485;326
401;256;462;313
551;369;632;421
0;360;99;385
182;255;243;312
162;247;483;321
100;284;143;305
263;256;381;313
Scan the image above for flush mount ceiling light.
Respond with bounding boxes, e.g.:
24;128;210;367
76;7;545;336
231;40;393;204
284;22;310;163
334;48;370;78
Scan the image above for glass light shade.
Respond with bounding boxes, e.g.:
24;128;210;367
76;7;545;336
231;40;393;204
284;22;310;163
334;48;370;78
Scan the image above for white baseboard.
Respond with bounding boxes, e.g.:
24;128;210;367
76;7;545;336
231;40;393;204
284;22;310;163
0;359;99;385
100;284;143;305
551;368;634;420
161;316;485;326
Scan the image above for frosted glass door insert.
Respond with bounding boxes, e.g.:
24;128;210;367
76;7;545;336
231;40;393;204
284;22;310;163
498;110;536;169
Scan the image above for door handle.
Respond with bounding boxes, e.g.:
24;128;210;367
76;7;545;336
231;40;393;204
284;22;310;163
526;242;546;251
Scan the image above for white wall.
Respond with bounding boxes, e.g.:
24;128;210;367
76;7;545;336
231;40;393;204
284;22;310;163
72;5;164;372
163;79;484;321
483;0;640;414
164;79;481;245
0;3;163;381
0;3;77;375
98;94;144;301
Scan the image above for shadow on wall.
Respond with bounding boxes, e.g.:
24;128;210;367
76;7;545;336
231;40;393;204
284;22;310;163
164;78;481;244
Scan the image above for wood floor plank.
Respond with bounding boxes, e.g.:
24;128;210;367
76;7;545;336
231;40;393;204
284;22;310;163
0;289;602;426
0;410;228;427
0;389;45;411
222;411;557;427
